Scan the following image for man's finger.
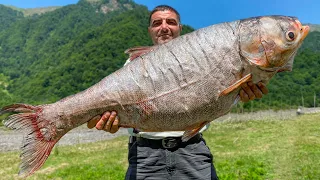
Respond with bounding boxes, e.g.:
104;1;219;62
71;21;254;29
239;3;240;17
249;82;263;99
239;89;249;103
241;82;255;100
258;82;268;95
87;115;101;129
105;111;117;132
96;111;111;130
109;116;120;134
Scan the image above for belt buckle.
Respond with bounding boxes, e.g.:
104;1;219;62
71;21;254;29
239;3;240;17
162;137;178;149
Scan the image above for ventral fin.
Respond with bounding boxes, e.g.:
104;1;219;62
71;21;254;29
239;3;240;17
219;73;252;96
124;46;155;61
249;57;268;67
182;121;209;142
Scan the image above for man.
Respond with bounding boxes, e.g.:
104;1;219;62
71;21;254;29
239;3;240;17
88;5;268;179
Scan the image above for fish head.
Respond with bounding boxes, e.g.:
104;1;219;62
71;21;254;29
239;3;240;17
239;16;309;71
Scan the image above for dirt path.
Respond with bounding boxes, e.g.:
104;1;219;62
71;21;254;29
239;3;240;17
0;125;128;152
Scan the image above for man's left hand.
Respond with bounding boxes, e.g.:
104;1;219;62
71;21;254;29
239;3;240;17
239;81;268;102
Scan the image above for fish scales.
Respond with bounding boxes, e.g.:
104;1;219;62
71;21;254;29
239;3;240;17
0;15;309;177
62;21;240;131
48;21;242;133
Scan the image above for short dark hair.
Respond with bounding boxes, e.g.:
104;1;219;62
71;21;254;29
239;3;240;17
149;5;181;26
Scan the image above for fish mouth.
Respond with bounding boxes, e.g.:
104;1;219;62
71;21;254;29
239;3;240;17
294;19;309;42
300;25;310;41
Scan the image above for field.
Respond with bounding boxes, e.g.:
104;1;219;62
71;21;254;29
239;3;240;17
1;113;320;180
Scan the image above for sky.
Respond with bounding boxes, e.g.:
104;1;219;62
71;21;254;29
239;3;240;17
0;0;319;29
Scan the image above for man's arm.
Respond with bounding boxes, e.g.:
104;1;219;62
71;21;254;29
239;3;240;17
87;81;268;133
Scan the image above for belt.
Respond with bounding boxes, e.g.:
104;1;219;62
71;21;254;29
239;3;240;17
129;133;202;149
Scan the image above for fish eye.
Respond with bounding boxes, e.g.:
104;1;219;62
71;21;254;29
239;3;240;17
286;31;295;41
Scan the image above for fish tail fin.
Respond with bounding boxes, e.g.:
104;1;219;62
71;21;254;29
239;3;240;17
1;103;58;177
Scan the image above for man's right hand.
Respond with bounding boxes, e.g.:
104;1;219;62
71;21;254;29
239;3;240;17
239;81;268;102
87;111;120;134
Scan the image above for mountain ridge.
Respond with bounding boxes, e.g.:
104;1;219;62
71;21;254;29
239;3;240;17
2;0;134;16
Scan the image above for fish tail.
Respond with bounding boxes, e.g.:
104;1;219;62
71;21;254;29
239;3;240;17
1;103;58;177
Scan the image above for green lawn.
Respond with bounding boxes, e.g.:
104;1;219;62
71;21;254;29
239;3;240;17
207;113;320;180
1;113;320;180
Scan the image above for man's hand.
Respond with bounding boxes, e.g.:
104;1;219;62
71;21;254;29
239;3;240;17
87;111;120;134
239;81;268;102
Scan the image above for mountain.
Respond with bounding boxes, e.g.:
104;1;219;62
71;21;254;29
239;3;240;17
0;0;194;105
2;0;134;17
299;30;320;52
307;24;320;32
0;4;24;31
5;5;61;17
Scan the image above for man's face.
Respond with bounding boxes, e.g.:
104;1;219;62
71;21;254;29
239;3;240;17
148;10;182;45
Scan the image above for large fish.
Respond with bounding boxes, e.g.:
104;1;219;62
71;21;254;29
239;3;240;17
1;15;309;177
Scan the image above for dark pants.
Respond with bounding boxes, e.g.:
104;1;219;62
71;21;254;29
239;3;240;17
125;134;219;180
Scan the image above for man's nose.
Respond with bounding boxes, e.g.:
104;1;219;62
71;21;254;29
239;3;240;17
160;20;169;30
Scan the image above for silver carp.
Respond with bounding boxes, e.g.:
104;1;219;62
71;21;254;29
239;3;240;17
1;15;309;177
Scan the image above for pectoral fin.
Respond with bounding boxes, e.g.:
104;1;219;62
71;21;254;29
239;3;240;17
219;73;252;96
182;121;209;142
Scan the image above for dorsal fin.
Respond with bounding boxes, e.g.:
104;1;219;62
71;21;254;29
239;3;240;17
124;46;155;61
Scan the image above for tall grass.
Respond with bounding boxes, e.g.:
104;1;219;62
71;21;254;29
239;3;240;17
1;113;320;179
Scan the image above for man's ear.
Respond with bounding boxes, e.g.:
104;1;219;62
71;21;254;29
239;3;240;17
179;24;183;32
148;26;151;34
147;26;153;38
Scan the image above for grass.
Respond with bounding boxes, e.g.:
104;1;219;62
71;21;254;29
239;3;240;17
207;113;320;180
0;136;129;180
1;113;320;179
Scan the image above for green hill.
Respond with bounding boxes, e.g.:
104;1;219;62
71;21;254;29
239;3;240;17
4;5;61;17
307;24;320;32
0;0;193;105
0;4;24;31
